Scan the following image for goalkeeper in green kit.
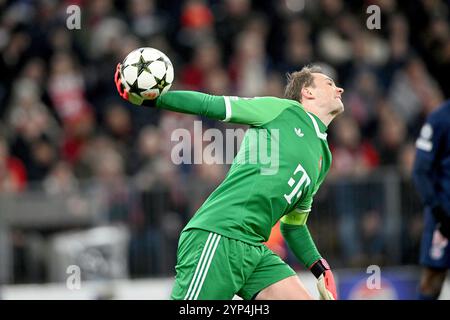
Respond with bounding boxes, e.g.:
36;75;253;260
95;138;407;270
114;63;344;300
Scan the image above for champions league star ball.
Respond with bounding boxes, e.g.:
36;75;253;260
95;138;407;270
121;47;174;100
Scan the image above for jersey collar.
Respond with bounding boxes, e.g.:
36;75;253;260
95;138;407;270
293;101;328;140
305;112;328;140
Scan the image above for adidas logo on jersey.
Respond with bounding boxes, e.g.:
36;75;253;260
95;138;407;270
294;128;304;137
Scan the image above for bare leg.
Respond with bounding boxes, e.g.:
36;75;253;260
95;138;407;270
254;275;315;300
419;267;447;299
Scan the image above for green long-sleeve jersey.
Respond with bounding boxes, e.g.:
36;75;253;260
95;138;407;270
156;91;332;246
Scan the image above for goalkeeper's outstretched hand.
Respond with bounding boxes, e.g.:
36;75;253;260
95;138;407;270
114;63;155;107
310;258;337;300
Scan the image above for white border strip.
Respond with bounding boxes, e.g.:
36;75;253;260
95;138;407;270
223;96;232;122
306;112;327;140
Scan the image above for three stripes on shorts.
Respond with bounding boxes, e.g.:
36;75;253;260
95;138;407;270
184;232;222;300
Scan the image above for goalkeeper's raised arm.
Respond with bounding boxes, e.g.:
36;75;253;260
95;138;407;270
115;62;305;127
115;62;235;121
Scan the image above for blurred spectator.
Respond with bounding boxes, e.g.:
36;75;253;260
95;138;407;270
43;161;78;195
329;115;380;266
127;0;168;40
7;81;60;144
177;0;215;49
388;57;443;127
342;70;382;138
215;0;252;61
60;109;95;171
102;103;135;173
279;17;314;73
359;209;386;266
376;106;408;166
264;72;285;98
0;136;27;192
6;78;61;182
48;52;92;127
0;30;31;116
133;125;177;192
229;29;269;96
330;115;379;177
204;67;232;95
132;125;186;274
398;142;423;264
316;13;356;67
180;40;223;91
397;142;416;178
26;138;57;181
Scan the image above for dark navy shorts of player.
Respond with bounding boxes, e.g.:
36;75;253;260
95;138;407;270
420;207;450;268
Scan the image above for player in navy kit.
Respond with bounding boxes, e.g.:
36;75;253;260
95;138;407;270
412;100;450;300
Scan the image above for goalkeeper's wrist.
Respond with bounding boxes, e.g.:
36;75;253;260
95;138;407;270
309;258;330;279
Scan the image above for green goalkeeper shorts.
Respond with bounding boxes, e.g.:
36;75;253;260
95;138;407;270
170;228;297;300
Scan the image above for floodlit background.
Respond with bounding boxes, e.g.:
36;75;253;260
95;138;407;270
0;0;449;299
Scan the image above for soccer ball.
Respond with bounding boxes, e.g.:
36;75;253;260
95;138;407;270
120;47;174;100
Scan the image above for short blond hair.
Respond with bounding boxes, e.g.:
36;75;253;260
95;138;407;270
284;65;323;102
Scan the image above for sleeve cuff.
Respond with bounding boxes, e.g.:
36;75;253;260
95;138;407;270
223;96;232;122
309;258;329;278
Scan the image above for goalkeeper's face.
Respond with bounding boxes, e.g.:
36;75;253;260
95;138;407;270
310;73;344;116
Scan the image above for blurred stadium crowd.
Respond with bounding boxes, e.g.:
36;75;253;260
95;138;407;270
0;0;449;283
